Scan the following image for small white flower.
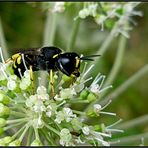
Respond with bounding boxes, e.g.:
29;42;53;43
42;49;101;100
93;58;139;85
75;136;85;144
20;78;31;90
24;70;30;78
88;3;98;17
53;2;65;13
54;94;63;101
60;88;76;100
7;75;17;90
82;126;90;135
59;128;73;146
93;104;102;113
55;111;65;124
63;107;76;122
90;83;100;94
55;107;76;123
46;103;57;117
26;95;37;108
0;70;6;81
37;86;47;95
79;8;89;19
33;101;46;113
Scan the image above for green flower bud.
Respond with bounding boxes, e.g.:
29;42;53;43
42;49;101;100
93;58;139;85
0;103;11;117
80;90;89;100
87;93;97;102
86;109;96;117
62;75;72;82
0;94;10;105
3;136;13;144
71;117;82;131
31;139;42;146
0;128;4;135
9;139;21;146
94;124;101;132
0;140;5;146
0;118;6;127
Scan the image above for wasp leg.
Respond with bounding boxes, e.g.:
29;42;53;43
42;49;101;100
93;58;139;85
5;58;13;64
29;65;35;94
49;69;55;99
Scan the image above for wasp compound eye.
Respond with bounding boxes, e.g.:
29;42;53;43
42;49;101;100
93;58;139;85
55;52;80;77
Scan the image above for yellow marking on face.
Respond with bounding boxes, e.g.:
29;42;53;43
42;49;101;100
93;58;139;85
17;55;21;65
53;54;59;58
75;57;80;68
11;53;20;60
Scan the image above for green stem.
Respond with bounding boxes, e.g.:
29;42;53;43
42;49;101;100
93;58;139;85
0;16;9;60
104;34;127;87
88;22;118;68
43;12;57;46
67;18;80;51
12;124;26;139
40;129;55;145
6;118;28;124
100;64;148;106
68;99;89;104
44;123;60;136
72;109;86;115
41;11;57;86
11;111;26;117
110;132;148;145
19;124;29;141
116;114;148;130
27;127;33;146
34;126;39;140
4;121;26;131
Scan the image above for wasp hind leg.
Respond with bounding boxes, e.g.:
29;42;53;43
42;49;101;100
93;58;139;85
29;65;35;94
49;69;55;99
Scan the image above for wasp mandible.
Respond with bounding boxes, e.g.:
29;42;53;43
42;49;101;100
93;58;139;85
6;46;100;97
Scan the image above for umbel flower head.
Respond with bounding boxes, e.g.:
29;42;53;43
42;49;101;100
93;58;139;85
0;47;123;146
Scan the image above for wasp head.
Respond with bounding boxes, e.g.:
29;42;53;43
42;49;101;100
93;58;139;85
56;52;80;78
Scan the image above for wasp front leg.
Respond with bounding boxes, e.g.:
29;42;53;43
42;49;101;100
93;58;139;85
29;65;35;94
49;69;55;99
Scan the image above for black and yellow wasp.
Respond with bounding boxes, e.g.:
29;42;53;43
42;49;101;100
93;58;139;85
6;46;99;96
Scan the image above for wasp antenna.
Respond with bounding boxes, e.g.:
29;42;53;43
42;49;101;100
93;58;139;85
80;54;101;61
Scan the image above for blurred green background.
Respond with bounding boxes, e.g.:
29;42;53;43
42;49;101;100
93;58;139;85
0;2;148;145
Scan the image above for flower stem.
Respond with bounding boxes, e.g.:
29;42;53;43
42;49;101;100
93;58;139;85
34;126;39;140
68;99;89;104
11;111;26;117
0;17;9;60
41;11;57;86
43;12;57;46
40;129;55;145
12;124;26;139
104;34;127;87
116;114;148;130
44;123;60;136
111;132;148;145
67;18;80;51
72;109;86;115
88;22;117;68
19;124;29;141
4;121;26;131
100;64;148;106
27;127;33;146
6;118;28;124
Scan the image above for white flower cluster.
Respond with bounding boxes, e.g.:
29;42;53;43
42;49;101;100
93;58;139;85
0;47;123;146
